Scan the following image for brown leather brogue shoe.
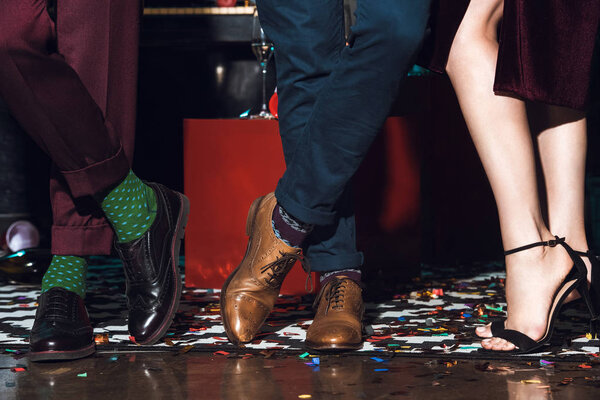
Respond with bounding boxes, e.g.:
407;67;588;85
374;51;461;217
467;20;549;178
305;276;364;351
220;193;308;345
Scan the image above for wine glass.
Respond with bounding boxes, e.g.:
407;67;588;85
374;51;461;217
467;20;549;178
249;9;275;119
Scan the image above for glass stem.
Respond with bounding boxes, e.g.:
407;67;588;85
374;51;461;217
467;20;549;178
261;66;268;111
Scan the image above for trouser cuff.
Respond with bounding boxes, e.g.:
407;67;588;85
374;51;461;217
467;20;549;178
275;185;336;226
61;145;129;199
305;252;364;272
51;223;114;256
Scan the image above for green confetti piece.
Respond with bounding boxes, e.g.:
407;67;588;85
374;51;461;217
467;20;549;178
387;344;400;347
485;305;503;312
77;373;87;378
299;352;310;359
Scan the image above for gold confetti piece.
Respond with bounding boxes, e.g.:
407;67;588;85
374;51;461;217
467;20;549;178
178;345;194;355
94;333;109;345
164;338;175;346
48;368;71;375
537;386;550;389
298;395;312;399
260;350;276;359
521;380;542;384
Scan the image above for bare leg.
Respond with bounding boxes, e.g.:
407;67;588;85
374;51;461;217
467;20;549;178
533;105;591;288
446;0;575;351
477;107;590;334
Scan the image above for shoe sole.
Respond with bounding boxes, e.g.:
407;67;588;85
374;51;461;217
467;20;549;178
220;196;264;346
135;192;190;346
304;341;363;352
28;343;96;362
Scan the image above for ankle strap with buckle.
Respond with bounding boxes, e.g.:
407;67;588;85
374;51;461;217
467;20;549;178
504;236;565;256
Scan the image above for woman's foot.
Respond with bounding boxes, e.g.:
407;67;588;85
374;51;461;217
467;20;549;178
478;240;575;351
476;244;592;340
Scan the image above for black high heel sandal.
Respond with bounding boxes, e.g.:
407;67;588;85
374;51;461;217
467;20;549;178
483;236;600;354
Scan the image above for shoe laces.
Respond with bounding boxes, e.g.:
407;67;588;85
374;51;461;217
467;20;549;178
260;251;313;292
43;290;70;320
318;278;348;315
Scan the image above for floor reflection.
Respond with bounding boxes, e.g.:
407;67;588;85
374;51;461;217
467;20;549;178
18;353;187;399
2;352;598;399
310;357;366;399
221;357;284;400
507;374;551;400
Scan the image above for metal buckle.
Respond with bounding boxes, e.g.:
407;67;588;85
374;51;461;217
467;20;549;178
546;237;564;247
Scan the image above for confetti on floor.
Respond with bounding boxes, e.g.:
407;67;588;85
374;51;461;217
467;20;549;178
0;257;597;361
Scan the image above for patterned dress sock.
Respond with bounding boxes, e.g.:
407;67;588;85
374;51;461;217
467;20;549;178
272;203;314;248
319;269;362;287
100;170;157;243
41;255;88;298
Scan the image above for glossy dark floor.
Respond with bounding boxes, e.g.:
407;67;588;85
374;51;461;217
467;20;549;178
2;351;600;399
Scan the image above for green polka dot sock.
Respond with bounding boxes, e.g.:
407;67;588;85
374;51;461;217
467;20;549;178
100;170;157;243
41;256;87;298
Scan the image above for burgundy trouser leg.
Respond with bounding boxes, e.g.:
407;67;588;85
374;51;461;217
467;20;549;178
50;0;141;255
0;0;137;255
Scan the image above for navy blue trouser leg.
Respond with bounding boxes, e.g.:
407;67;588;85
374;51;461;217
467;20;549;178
258;0;363;272
259;0;431;271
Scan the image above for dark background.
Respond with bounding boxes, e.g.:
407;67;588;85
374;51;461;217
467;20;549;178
1;4;599;274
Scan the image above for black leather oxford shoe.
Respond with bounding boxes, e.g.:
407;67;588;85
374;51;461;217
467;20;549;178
114;182;189;345
29;287;95;361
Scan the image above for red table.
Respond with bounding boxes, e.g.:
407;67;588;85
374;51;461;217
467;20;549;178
183;117;423;294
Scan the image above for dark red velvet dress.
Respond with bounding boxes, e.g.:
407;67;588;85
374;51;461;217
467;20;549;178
423;0;600;110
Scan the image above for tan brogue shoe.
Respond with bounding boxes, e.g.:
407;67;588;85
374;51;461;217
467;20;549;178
305;276;364;351
220;193;308;345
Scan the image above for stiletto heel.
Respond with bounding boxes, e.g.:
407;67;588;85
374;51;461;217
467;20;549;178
484;236;591;354
579;275;600;339
574;250;600;339
574;250;600;308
